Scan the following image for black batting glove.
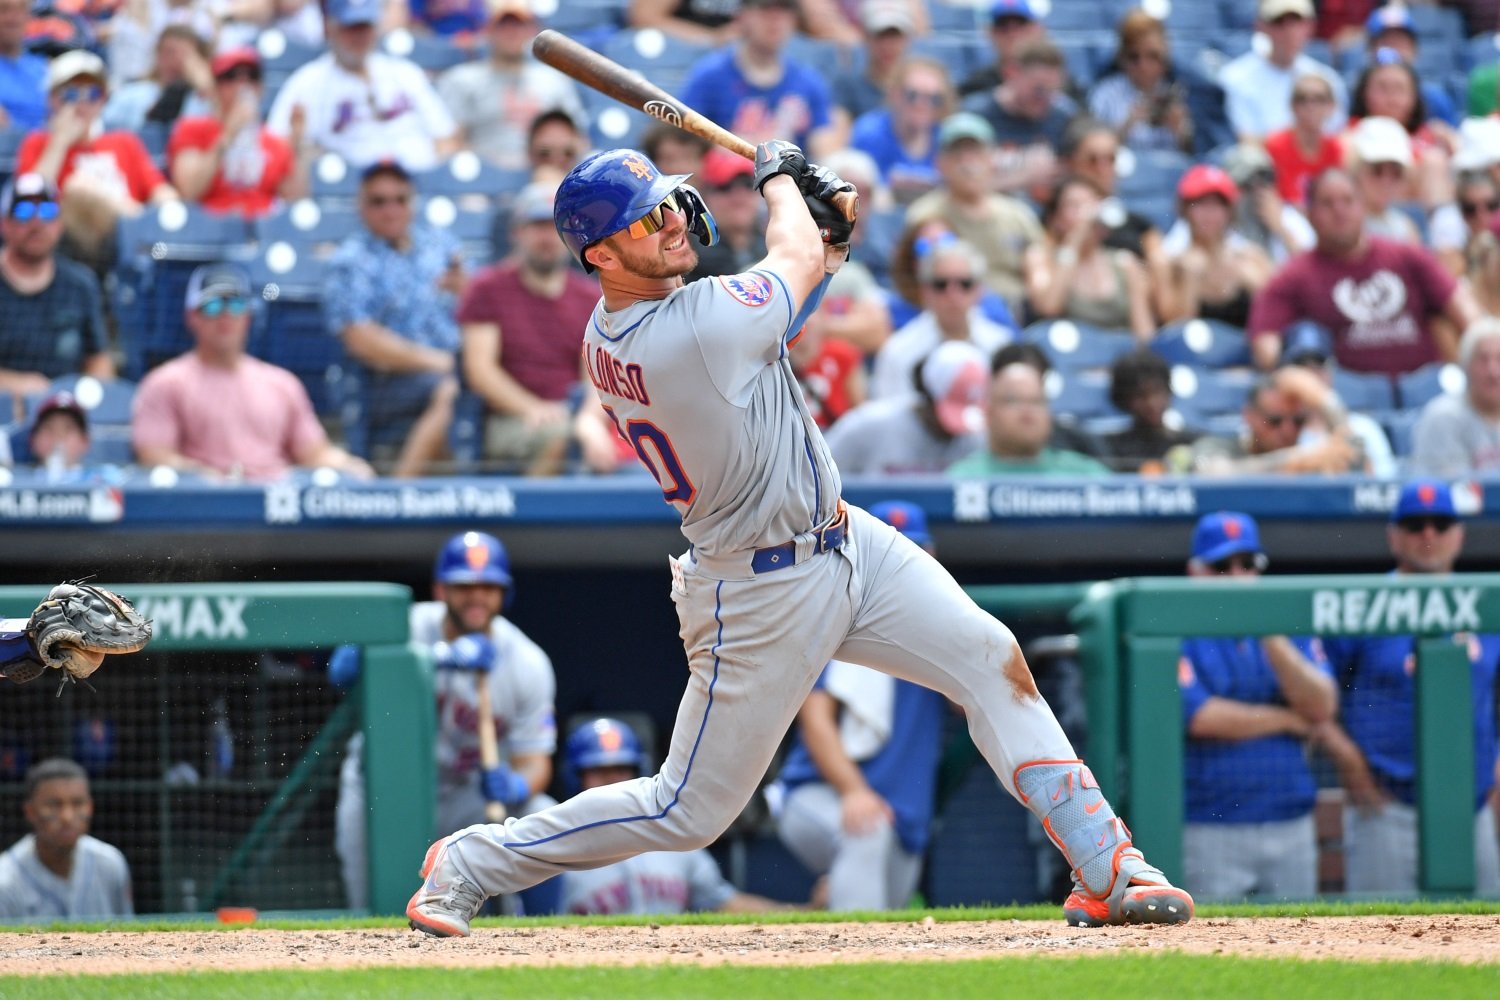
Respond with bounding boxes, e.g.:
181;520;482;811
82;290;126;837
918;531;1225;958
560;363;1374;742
804;193;855;247
753;139;807;193
799;163;856;205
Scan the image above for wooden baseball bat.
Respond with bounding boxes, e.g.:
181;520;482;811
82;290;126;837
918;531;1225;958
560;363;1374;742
531;28;857;223
474;672;508;823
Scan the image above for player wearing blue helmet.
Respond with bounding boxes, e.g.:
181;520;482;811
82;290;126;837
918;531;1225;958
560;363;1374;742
409;136;1192;936
336;530;559;913
556;717;792;916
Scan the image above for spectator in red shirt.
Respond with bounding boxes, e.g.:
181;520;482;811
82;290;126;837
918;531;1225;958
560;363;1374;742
1264;72;1343;205
168;47;312;218
1249;168;1479;374
456;183;599;475
18;49;179;265
132;263;373;481
791;303;866;431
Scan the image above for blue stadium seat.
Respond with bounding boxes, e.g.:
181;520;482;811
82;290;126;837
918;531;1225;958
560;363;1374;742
115;204;255;379
1218;0;1257;30
1170;366;1253;419
582;86;652;152
1021;319;1137;371
930;1;987;32
1109;0;1222;32
415;152;530;203
538;0;627;39
1150;318;1251;368
602;29;711;95
138;121;170;166
1408;4;1465;48
448;390;486;472
1467;34;1500;69
1045;2;1109;33
908;34;982;84
1396;362;1465;410
255;200;360;258
255;29;324;91
1114;147;1193;198
380;29;473;74
27;376;137;428
857;207;905;285
1331;368;1397;412
88;426;135;466
246;244;347;417
1382;409;1423;458
1044;369;1113;419
421;197;495;263
309;152;363;203
784;34;848;75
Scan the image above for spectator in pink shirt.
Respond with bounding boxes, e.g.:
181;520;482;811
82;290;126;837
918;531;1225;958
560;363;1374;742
131;263;373;480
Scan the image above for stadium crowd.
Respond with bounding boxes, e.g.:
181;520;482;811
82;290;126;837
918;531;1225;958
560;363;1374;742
2;0;1500;481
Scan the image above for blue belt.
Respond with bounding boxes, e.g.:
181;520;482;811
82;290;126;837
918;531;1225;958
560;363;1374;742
750;506;848;575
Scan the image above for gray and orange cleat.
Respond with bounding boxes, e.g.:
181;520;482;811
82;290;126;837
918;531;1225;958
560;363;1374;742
1014;759;1193;928
407;838;486;938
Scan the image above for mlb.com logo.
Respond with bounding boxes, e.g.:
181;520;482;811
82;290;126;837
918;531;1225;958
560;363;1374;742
719;273;773;307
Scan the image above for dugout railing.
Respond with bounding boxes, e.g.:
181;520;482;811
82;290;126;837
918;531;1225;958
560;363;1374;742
1071;574;1499;896
0;583;430;918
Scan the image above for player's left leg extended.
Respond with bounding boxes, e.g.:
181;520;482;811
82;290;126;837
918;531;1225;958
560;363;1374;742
831;505;1193;927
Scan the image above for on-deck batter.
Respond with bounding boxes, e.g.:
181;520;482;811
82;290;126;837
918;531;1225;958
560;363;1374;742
406;141;1194;935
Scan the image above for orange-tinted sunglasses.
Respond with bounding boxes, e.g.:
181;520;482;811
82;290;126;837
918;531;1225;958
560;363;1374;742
626;192;681;239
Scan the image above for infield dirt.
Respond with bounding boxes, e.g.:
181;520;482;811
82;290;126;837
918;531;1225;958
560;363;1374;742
1;914;1497;975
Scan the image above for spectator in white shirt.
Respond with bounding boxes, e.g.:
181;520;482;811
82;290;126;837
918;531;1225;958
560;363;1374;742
267;0;461;171
1220;0;1347;143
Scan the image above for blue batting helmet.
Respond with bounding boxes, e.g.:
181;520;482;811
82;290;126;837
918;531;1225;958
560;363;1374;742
433;531;514;590
562;717;645;794
553;149;690;272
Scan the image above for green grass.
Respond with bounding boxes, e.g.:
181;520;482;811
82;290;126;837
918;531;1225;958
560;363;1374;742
3;955;1496;1000
4;897;1499;934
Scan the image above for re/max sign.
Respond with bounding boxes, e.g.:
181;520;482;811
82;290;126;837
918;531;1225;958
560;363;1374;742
1311;588;1481;634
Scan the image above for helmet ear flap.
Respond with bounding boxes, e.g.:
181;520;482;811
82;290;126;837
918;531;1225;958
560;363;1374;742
676;184;719;249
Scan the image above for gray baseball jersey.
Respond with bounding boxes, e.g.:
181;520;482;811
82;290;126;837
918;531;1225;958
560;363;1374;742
559;849;736;915
0;834;133;919
581;267;840;559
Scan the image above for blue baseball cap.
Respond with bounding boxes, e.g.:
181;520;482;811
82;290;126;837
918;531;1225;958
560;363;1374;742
1366;4;1416;39
1391;479;1457;522
1191;511;1263;564
869;500;932;548
327;0;381;27
990;0;1037;22
1282;320;1334;366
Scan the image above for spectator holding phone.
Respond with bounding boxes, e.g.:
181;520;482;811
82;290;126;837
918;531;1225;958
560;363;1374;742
1087;9;1192;153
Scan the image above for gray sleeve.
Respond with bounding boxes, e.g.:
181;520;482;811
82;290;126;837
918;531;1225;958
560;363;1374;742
1409;399;1473;477
504;640;558;755
683;849;737;912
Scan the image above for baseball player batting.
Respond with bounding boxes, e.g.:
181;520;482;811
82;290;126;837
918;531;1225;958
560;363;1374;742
406;142;1194;935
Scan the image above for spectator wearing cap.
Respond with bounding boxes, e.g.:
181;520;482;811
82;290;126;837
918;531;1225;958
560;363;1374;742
1360;4;1459;126
1166;142;1315;269
1086;9;1192;154
0;173;113;405
957;0;1049;101
1161;165;1273;329
827;340;987;476
168;47;311;218
1101;348;1199;473
870;237;1011;402
25;391;92;481
132;263;373;481
1249;168;1477;374
686;148;767;282
326;162;463;477
1277;320;1397;477
1409;317;1500;477
267;0;461;171
1221;0;1347;144
769;498;948;912
830;1;917;131
678;0;839;158
1264;73;1344;208
1348;116;1421;244
0;0;47;132
1346;50;1453;211
1164;371;1359;476
18;49;180;266
456;183;598;476
399;0;488;35
1178;511;1337;903
948;361;1110;477
1316;479;1500;898
1025;172;1155;341
850;55;952;206
904;112;1042;314
101;24;215;134
437;0;587;171
1430;119;1500;278
959;37;1073;199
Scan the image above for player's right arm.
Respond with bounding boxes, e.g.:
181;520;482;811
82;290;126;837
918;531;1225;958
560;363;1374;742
758;174;825;309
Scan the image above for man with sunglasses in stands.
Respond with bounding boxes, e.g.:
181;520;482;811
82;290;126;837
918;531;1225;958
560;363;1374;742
1164;372;1358;476
1179;511;1338;902
1313;480;1500;897
131;263;373;481
16;49;179;268
0;172;113;406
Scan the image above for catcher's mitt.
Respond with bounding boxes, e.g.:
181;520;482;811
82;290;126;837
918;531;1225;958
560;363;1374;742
29;583;153;681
